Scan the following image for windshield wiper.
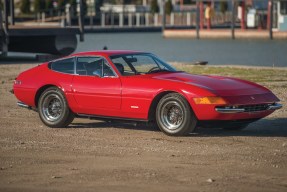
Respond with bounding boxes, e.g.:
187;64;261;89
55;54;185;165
146;69;173;74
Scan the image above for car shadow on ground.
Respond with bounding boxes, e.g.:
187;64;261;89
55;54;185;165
70;121;159;132
70;118;287;137
194;118;287;137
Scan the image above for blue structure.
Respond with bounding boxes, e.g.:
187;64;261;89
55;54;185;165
274;0;287;31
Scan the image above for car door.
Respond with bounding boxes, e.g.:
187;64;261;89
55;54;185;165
71;56;122;115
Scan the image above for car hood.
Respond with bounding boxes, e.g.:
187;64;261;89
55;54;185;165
153;72;270;96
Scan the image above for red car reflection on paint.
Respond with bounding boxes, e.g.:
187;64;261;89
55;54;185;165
13;51;282;136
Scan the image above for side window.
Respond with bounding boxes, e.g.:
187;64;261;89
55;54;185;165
111;57;131;73
76;57;115;77
50;58;75;74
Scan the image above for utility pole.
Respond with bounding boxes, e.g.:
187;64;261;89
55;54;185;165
162;0;166;32
196;0;200;39
10;0;15;25
269;0;273;40
78;0;84;42
231;0;235;39
1;0;9;56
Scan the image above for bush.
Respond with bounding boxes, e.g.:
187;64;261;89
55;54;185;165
34;0;46;12
57;0;67;9
165;0;173;15
45;0;53;10
150;0;159;14
220;1;228;14
95;0;104;16
20;0;31;14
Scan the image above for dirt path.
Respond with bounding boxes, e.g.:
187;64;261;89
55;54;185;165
0;64;286;192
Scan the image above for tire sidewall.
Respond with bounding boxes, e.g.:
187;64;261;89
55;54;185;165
156;93;196;136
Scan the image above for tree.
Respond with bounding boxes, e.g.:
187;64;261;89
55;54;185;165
220;1;228;14
20;0;31;14
95;0;104;16
165;0;173;15
57;0;66;9
150;0;159;14
0;1;3;10
34;0;46;12
45;0;53;10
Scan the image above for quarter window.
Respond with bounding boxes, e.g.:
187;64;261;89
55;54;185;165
50;58;75;74
76;57;115;77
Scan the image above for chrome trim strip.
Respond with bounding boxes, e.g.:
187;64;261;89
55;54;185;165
267;103;283;110
76;113;148;122
215;108;245;113
17;101;30;109
17;101;37;112
215;103;282;114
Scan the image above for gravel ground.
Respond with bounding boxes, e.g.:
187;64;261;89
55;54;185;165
0;64;286;192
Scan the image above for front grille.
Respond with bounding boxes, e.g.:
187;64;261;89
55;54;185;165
238;104;270;112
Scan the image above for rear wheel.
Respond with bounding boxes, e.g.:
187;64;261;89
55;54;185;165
156;93;197;136
38;87;74;128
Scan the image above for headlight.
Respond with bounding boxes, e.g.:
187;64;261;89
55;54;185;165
193;97;227;104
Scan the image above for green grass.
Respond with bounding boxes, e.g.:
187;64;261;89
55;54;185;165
172;64;287;83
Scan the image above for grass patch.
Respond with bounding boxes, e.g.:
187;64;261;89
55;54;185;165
172;64;287;83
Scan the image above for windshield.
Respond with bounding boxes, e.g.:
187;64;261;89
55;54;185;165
110;53;177;76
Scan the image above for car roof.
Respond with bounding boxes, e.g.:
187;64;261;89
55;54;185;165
71;50;148;57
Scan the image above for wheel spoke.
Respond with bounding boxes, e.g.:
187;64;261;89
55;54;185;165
160;101;184;131
42;94;63;122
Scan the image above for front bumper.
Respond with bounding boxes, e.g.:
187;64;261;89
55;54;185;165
215;103;282;114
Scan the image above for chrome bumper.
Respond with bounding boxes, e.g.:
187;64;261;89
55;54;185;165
17;101;31;109
267;103;283;110
17;101;37;112
215;103;282;114
215;108;245;113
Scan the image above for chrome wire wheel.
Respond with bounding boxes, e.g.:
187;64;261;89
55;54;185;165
156;93;197;136
160;101;184;131
38;87;74;128
42;94;63;122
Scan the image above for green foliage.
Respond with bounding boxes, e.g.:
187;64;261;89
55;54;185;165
220;1;228;14
57;0;67;9
20;0;31;14
68;0;77;5
34;0;46;12
183;0;194;4
165;0;173;15
172;64;287;83
45;0;53;10
95;0;104;15
150;0;159;14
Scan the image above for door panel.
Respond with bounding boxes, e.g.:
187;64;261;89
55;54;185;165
72;76;121;111
71;56;122;115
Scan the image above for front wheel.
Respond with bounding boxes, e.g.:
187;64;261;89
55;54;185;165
156;93;197;136
38;87;74;128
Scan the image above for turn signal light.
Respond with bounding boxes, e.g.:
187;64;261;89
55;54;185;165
193;97;227;105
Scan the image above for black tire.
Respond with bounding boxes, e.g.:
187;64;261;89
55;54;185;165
156;93;197;136
38;87;74;128
223;124;249;131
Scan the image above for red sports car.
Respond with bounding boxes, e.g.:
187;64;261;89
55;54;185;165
13;50;282;136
